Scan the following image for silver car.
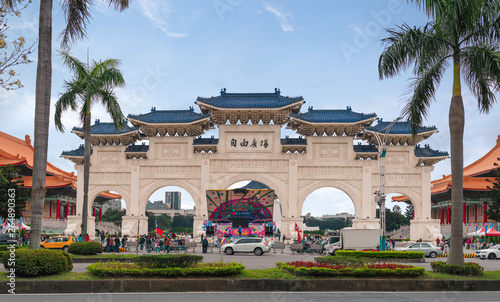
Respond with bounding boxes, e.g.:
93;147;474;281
395;242;443;258
221;238;271;256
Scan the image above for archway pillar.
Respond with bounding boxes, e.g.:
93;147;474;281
121;215;148;240
129;166;141;216
280;217;304;241
360;165;373;219
410;219;442;242
64;216;95;240
193;159;211;238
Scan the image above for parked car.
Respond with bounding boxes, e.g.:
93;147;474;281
40;236;77;252
221;237;271;256
394;242;443;258
0;233;19;245
477;244;500;260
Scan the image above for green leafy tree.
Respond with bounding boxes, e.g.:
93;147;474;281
378;0;500;265
101;208;125;223
0;164;28;219
0;0;34;90
1;0;131;250
486;159;500;222
146;212;172;233
54;51;126;240
405;204;415;221
303;217;347;230
172;215;194;229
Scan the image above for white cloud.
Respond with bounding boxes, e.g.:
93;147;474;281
263;2;294;32
137;0;188;38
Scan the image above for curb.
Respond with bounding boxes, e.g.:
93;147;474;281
2;279;500;293
437;253;476;258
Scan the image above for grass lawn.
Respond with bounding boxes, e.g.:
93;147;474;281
2;269;500;281
69;254;140;259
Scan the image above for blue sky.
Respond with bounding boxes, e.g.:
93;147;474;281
1;0;499;217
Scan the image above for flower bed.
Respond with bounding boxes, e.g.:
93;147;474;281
87;261;245;277
335;250;424;259
314;256;374;267
133;254;203;268
277;261;424;277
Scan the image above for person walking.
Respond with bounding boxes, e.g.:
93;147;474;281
238;225;243;237
100;232;105;245
114;235;121;252
139;235;145;251
283;235;286;243
165;236;170;253
106;236;111;253
155;237;161;253
146;236;152;253
202;237;209;254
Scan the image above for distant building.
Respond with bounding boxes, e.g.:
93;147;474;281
165;191;181;210
319;212;354;223
146;200;167;210
101;199;122;213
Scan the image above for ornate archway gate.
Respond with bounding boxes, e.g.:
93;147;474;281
63;89;447;241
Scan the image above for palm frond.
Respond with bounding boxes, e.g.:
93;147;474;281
106;0;130;12
59;0;93;48
402;58;448;135
99;89;125;129
59;50;88;79
54;89;79;132
461;45;500;113
379;23;449;79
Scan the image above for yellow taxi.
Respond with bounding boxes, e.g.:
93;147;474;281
40;236;78;252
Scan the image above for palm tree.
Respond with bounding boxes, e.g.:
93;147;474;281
378;0;500;265
55;51;126;240
2;0;131;250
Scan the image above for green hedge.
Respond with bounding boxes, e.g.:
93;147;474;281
68;241;103;255
430;261;484;276
277;262;424;277
133;254;203;268
0;245;20;252
87;262;244;277
314;256;375;267
2;249;73;277
335;250;424;259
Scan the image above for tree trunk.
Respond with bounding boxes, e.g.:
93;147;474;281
81;114;91;240
447;94;465;266
29;0;52;250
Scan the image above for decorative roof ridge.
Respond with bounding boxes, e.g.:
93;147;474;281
197;88;303;100
128;106;210;118
414;144;449;158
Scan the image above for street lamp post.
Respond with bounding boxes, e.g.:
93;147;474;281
366;117;402;251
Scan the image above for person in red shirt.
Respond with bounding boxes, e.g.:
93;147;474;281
86;234;90;242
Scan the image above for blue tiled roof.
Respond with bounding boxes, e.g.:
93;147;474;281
193;137;219;145
365;120;437;134
72;120;139;135
289;107;376;123
128;107;210;124
281;137;307;145
240;181;271;190
353;143;378;153
414;144;449;157
196;88;304;109
61;144;91;157
125;143;149;153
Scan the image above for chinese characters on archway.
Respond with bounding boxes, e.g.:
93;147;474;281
230;138;269;149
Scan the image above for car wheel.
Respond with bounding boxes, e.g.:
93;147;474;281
225;247;234;255
429;251;437;258
488;253;497;260
63;246;69;252
254;247;263;256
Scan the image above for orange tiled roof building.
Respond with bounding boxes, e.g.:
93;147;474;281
0;131;119;230
394;134;500;234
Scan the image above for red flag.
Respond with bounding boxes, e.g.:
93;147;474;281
156;221;164;237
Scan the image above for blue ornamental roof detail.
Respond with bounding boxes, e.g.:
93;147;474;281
353;143;378;153
281;136;307;145
128;107;211;124
72;119;139;135
196;88;304;110
290;106;377;123
239;181;271;190
61;144;91;157
193;136;219;145
414;144;449;158
125;143;149;153
364;120;437;134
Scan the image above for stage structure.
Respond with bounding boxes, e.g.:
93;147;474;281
62;89;447;241
206;189;274;237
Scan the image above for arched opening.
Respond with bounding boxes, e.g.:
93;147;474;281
385;193;415;240
301;187;355;234
92;190;125;236
145;185;196;234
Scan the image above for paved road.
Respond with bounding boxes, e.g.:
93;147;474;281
0;292;498;302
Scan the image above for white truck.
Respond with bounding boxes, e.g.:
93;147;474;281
323;228;381;255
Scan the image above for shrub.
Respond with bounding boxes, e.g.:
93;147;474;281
2;249;73;277
335;250;424;259
277;261;424;277
0;245;20;252
430;261;483;276
133;254;203;268
315;256;374;267
68;241;103;255
87;261;244;277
